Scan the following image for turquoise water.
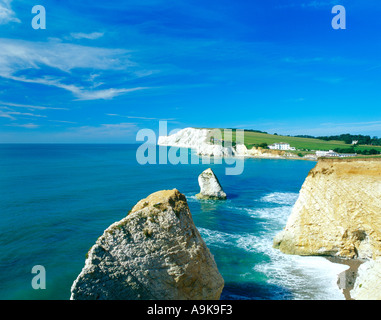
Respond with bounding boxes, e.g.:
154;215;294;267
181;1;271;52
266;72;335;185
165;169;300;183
0;144;347;300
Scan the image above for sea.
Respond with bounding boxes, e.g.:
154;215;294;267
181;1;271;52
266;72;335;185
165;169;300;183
0;144;349;300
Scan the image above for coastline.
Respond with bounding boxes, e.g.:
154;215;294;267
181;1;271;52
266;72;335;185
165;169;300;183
325;257;365;300
157;127;319;161
237;154;317;161
159;128;378;300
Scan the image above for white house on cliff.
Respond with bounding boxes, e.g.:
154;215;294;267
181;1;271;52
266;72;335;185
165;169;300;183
268;142;296;151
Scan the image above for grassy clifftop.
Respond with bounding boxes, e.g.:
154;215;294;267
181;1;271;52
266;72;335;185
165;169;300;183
216;129;381;153
243;131;381;152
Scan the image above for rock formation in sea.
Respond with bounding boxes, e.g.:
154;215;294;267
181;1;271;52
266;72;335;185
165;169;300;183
196;168;227;200
70;189;224;300
273;157;381;299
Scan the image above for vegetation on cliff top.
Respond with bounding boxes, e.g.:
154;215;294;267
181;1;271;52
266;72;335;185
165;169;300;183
214;128;381;154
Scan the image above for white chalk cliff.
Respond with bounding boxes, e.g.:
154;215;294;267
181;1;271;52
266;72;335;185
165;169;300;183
273;158;381;299
70;189;224;300
352;258;381;300
158;127;292;159
158;128;212;150
158;127;241;157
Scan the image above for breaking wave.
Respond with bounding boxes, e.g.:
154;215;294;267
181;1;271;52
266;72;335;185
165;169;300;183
197;191;348;300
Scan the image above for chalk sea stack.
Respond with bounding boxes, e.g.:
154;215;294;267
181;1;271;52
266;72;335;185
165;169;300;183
70;189;224;300
196;168;227;200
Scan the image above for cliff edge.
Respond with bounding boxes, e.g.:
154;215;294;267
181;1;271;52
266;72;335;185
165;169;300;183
273;158;381;299
158;127;313;160
70;189;224;300
274;158;381;259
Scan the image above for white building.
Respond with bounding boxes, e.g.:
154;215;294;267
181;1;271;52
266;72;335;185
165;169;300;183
316;150;357;158
316;150;339;158
268;142;296;151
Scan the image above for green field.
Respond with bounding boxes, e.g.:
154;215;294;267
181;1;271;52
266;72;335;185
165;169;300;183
217;129;381;152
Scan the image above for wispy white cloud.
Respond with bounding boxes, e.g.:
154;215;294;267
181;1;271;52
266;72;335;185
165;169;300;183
48;120;77;124
58;122;139;141
70;32;104;40
0;109;16;120
4;110;47;118
276;1;338;9
0;101;67;110
0;0;20;25
6;123;39;129
0;38;151;100
4;74;149;101
0;38;134;74
0;102;68;127
320;120;381;128
106;113;176;121
2;122;140;143
74;87;149;101
282;57;324;64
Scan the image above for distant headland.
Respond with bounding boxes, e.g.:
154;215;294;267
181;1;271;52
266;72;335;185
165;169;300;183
158;127;381;161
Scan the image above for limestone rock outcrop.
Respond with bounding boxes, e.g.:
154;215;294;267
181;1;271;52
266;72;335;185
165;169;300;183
196;168;227;200
273;158;381;299
70;189;224;300
247;147;285;158
273;158;381;259
352;258;381;300
158;128;211;149
196;144;235;158
157;127;315;160
158;127;236;158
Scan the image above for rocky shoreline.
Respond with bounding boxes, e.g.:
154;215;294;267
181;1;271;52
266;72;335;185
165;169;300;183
71;189;224;300
274;157;381;299
70;148;380;300
324;257;364;300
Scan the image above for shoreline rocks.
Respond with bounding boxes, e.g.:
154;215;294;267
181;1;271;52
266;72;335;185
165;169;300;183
70;189;224;300
273;158;381;299
273;158;381;259
352;258;381;300
195;168;227;200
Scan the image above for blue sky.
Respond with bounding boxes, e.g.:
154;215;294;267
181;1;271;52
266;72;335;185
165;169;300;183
0;0;381;142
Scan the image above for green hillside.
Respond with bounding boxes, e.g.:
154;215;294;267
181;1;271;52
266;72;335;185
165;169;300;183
216;128;381;153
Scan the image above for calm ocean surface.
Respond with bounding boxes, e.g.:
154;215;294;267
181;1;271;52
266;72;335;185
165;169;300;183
0;144;348;300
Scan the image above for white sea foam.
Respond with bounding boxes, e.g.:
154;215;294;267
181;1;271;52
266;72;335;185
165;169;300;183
245;206;293;226
259;192;299;206
199;226;347;299
198;228;234;248
198;191;349;300
185;194;198;202
255;250;349;300
198;227;269;254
